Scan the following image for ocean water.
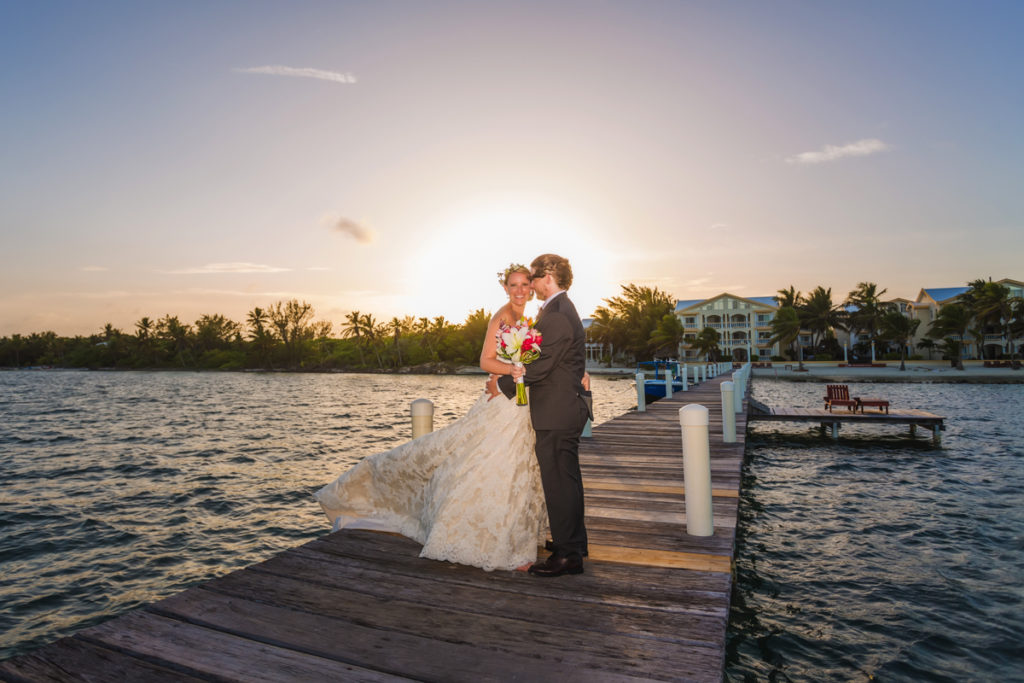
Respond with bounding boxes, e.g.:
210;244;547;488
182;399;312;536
728;379;1024;682
0;370;639;659
3;371;1022;680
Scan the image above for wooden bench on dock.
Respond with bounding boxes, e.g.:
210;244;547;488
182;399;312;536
857;397;890;414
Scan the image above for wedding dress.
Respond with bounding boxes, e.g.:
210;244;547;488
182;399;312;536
315;391;548;571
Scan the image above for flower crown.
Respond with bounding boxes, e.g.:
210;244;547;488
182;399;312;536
497;263;529;285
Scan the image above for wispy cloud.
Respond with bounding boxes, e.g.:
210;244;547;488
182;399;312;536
786;138;890;165
234;65;357;84
322;214;374;244
80;266;108;272
161;263;291;275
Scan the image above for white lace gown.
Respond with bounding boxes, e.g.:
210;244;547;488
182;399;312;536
315;391;548;571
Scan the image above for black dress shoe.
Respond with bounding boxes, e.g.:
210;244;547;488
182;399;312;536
544;540;588;557
528;553;584;577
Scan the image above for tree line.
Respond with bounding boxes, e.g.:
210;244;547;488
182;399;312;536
3;279;1020;371
0;301;493;371
769;279;1023;371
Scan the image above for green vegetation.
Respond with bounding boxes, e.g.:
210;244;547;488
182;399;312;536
3;278;1020;371
0;300;493;371
586;284;677;363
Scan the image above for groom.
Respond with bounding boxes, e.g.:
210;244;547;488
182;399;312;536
496;254;592;577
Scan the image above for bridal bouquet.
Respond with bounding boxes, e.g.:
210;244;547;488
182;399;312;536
496;318;542;406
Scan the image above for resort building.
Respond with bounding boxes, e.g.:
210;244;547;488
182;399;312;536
907;279;1024;359
675;294;786;362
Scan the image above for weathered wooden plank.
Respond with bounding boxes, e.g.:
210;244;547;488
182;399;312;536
233;547;730;635
587;544;731;573
150;583;719;681
0;636;205;683
78;611;410;682
297;531;732;613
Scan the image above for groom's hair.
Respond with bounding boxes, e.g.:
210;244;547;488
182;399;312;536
531;254;573;290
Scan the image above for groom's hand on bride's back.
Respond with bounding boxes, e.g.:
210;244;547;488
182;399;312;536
485;374;501;400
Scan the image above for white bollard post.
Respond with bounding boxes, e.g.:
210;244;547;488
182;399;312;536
681;364;688;391
693;366;699;386
664;372;673;399
733;372;743;413
721;381;736;443
636;372;646;412
700;365;707;383
679;404;714;536
410;398;434;439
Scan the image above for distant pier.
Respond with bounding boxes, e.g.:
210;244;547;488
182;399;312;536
748;400;945;442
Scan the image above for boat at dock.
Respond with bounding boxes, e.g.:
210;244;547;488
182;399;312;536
637;360;688;400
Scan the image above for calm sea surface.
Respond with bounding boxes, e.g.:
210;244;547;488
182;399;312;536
0;370;638;660
2;372;1022;679
729;379;1024;682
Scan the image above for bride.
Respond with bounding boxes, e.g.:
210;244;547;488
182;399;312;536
315;264;548;571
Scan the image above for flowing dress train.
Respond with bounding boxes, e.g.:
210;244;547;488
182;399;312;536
315;391;547;571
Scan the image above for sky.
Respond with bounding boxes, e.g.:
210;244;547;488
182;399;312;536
2;1;1022;337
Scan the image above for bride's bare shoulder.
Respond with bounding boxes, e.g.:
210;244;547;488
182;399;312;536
491;303;515;327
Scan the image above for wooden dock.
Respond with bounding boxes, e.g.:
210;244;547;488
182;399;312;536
0;375;748;682
749;403;945;442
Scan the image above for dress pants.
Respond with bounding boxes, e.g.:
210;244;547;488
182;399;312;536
533;419;588;557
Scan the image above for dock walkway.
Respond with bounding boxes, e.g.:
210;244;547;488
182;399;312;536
0;375;748;682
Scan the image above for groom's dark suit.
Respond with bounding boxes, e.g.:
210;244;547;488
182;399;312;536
499;292;591;558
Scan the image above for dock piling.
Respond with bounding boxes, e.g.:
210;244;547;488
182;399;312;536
679;404;714;536
635;372;646;412
410;399;434;439
721;382;736;443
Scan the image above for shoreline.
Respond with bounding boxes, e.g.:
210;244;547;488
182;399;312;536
3;362;1022;383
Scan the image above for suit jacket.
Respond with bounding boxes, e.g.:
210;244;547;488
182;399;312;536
499;293;592;431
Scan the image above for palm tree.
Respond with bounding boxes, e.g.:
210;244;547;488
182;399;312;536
247;307;275;368
134;317;157;366
971;281;1019;361
649;313;685;358
341;311;366;365
928;303;971;370
587;307;628;366
770;306;804;370
845;282;888;351
591;284;675;362
917;337;937;361
801;286;846;352
879;311;921;371
388;317;408;367
691;326;721;363
360;313;386;368
156;315;193;367
774;286;804;309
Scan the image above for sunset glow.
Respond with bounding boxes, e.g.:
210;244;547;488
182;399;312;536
2;2;1022;335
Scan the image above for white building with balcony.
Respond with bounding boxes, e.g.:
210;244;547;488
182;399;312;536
675;294;783;362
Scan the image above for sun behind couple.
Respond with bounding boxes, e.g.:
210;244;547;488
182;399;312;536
316;254;592;577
